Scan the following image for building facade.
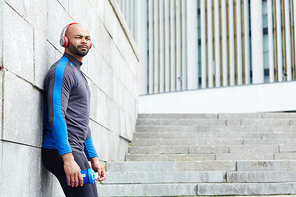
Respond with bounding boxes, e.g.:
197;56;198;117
118;0;296;113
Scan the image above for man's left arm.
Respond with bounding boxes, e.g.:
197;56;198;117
84;126;106;182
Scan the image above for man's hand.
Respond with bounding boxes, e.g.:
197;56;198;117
61;153;83;187
90;157;106;182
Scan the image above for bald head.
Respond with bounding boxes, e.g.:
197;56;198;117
65;24;90;38
64;23;92;61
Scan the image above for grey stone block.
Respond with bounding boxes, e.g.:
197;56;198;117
197;183;296;195
109;101;119;134
244;139;296;145
136;125;199;132
30;147;52;197
104;0;115;40
34;31;50;89
132;138;243;146
89;120;103;160
119;138;129;161
108;132;120;162
216;153;274;160
129;146;188;154
261;132;296;139
97;183;198;196
23;0;47;36
89;84;110;129
100;127;111;162
52;176;65;197
226;119;241;126
119;109;127;139
105;171;226;184
237;161;296;171
47;0;72;51
93;20;113;69
107;161;177;172
227;171;296;183
126;154;215;161
106;161;237;172
275;153;296;160
3;4;34;83
280;145;296;153
57;0;69;11
262;113;296;119
133;131;261;139
218;113;261;119
229;145;279;153
242;119;290;126
1;142;31;196
3;71;43;147
5;0;24;16
137;119;227;126
189;145;228;154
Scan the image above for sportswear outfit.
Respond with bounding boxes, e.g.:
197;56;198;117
42;53;98;197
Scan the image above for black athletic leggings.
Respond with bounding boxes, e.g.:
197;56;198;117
42;148;98;197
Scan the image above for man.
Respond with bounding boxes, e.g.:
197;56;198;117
42;23;106;197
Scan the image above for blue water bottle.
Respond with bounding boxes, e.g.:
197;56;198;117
66;168;98;186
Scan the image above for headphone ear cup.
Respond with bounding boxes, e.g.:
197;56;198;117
63;37;69;47
89;40;92;49
60;37;65;47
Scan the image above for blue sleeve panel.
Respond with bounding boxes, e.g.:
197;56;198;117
84;136;98;160
52;56;72;155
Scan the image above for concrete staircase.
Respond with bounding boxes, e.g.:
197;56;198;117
97;113;296;196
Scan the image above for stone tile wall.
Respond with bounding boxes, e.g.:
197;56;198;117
0;0;138;196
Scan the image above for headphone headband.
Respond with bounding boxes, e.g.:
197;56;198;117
60;22;80;47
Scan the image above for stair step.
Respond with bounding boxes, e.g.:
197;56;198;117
216;153;274;160
132;138;296;146
133;131;296;139
132;138;244;146
227;171;296;183
106;161;237;172
139;114;218;119
137;119;227;126
126;154;215;161
136;125;296;133
237;160;296;171
137;119;291;126
126;153;275;161
129;145;279;154
133;132;260;138
97;183;198;196
98;182;296;196
104;171;226;184
139;113;296;119
196;182;296;195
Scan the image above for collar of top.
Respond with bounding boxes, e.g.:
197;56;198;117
63;52;83;67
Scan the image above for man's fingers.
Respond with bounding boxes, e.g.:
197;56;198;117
71;175;75;187
67;175;71;186
79;173;84;186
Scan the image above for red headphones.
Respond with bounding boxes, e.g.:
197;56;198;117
60;22;92;49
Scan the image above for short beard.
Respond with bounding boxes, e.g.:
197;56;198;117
68;41;89;57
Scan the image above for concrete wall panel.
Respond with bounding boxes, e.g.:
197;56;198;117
3;71;43;147
3;4;34;83
0;142;31;197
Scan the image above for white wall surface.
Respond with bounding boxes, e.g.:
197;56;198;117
0;0;138;196
139;81;296;113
